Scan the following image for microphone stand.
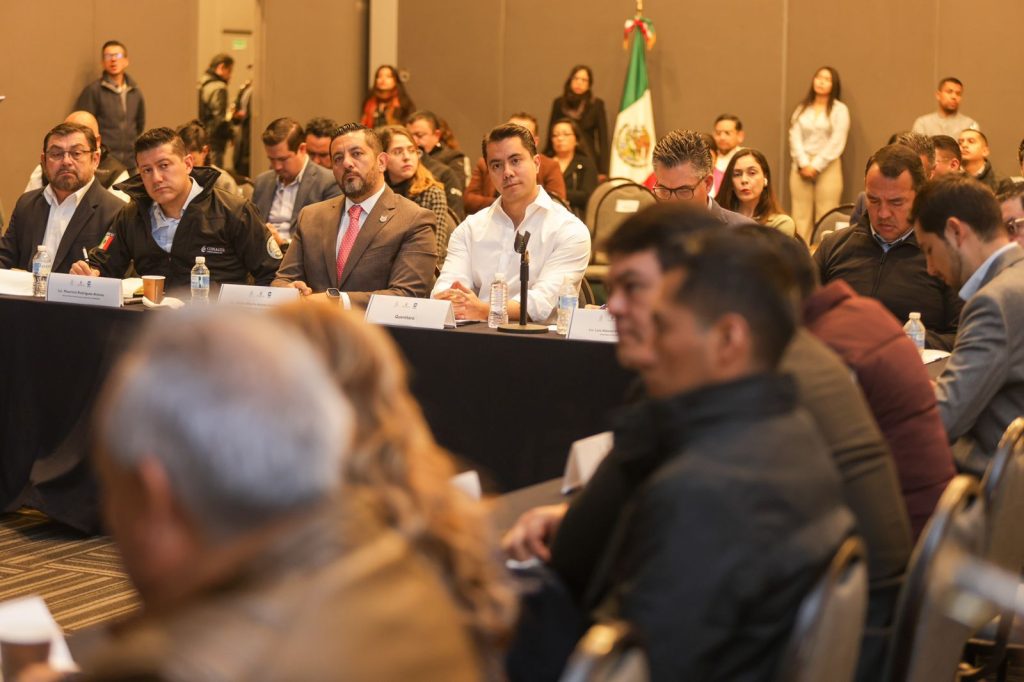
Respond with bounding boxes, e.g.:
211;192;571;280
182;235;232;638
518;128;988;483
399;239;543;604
498;230;548;334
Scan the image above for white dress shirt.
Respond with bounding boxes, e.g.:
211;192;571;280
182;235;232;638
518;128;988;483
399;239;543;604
150;178;203;252
41;177;96;258
959;242;1019;301
789;100;851;172
432;187;591;322
267;157;310;240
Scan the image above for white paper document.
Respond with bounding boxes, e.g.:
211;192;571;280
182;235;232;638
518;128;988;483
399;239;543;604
0;595;77;673
921;348;951;364
562;431;614;493
0;269;34;297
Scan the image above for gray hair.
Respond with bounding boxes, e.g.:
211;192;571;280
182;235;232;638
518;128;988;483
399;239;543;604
97;308;352;539
652;129;713;177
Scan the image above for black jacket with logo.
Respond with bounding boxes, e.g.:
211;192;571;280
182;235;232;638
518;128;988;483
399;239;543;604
89;167;281;289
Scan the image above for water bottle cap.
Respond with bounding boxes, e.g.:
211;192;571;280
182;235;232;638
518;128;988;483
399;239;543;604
493;272;505;282
37;245;48;252
909;312;921;320
195;256;206;264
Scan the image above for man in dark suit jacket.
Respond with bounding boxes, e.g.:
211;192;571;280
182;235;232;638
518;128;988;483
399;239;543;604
252;117;342;245
914;174;1024;474
650;128;753;226
272;123;436;307
0;122;124;273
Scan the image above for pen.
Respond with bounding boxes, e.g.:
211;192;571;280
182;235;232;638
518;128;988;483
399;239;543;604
82;247;89;264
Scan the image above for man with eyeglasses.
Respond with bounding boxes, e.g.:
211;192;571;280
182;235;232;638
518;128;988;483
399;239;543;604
75;40;145;170
913;174;1024;474
253;117;342;248
272;123;437;306
650;129;752;226
1;122;125;274
997;181;1024;248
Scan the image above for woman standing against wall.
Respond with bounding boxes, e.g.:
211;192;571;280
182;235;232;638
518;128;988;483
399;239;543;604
360;65;415;128
788;66;849;241
545;65;609;176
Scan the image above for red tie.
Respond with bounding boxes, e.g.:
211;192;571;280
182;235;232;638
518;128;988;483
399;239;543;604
336;205;362;284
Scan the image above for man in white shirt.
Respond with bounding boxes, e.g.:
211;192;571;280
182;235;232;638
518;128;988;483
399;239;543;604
711;114;745;196
432;122;591;323
0;122;125;273
912;78;979;138
912;174;1024;473
252;117;342;246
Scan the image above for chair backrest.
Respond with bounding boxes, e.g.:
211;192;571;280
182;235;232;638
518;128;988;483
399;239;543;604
585;179;656;265
979;417;1024;571
560;620;649;682
578;277;596;307
811;203;855;247
883;475;989;682
774;536;868;682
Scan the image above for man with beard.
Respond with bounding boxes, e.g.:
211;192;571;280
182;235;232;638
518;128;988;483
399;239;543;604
272;123;437;307
1;122;125;273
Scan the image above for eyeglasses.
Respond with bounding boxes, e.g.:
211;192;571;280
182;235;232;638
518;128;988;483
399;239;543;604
389;146;422;159
45;148;94;162
103;52;125;61
652;179;707;201
1006;216;1024;235
551;132;575;139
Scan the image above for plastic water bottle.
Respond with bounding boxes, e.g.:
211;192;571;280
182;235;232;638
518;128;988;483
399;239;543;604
32;245;52;298
191;256;210;304
488;272;508;328
556;276;579;335
904;312;926;353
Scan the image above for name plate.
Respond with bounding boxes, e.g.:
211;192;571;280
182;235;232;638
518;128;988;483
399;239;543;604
46;273;123;308
218;284;300;308
365;294;454;330
562;431;614;493
567;308;618;343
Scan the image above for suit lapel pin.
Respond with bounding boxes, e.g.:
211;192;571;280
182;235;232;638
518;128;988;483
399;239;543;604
379;215;388;223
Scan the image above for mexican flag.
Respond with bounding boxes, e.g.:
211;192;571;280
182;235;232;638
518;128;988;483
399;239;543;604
609;15;656;183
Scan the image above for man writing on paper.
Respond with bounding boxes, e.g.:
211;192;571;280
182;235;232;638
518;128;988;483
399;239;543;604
271;123;437;308
432;123;591;323
71;128;280;288
1;122;125;274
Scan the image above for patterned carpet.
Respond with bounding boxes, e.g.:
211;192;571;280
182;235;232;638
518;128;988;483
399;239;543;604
0;509;139;633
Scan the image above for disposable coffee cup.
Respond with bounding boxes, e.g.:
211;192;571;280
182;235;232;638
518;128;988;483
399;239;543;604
0;626;51;680
142;275;165;304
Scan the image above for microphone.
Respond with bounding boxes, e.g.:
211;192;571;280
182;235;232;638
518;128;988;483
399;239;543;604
498;230;547;334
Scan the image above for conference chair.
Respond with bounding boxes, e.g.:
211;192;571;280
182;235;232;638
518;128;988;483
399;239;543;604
883;475;987;682
774;535;868;682
583;179;656;287
810;203;855;248
560;619;649;682
578;277;596;307
959;417;1024;682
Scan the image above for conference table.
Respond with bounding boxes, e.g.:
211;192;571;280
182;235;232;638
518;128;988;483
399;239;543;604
0;294;635;532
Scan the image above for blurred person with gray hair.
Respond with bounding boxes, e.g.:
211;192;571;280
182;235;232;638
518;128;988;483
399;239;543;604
52;309;483;682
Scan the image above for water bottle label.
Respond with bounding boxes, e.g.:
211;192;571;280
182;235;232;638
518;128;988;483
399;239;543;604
559;295;577;309
191;274;209;288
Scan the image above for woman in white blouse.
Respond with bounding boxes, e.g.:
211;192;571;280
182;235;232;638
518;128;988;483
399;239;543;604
788;66;850;241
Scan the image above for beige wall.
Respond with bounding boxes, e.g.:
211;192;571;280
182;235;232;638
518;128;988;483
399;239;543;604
0;1;199;215
398;0;1024;206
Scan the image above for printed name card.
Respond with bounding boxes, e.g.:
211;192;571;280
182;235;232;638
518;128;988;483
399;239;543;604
615;198;641;213
562;431;614;493
365;295;455;330
46;273;123;308
567;308;618;343
218;284;300;308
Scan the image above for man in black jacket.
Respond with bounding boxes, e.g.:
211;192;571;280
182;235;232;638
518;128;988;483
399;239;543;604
198;53;234;168
1;122;124;273
75;40;145;170
71;128;281;289
815;144;962;349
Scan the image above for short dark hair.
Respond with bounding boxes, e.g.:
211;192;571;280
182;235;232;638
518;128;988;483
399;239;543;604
652;129;712;176
482;123;537;160
733;223;819;302
961;128;988;146
305;117;338;139
406;110;440;130
714;114;743;131
1018;138;1024;167
507;112;538;132
101;40;126;56
866;144;927;191
208;53;234;69
938;77;963;90
331;122;383;155
548;118;587;156
911;174;1004;242
661;228;797;369
932;135;963;164
262;117;304;152
134;127;188;158
996;180;1024;209
603;202;721;269
888;131;935;167
176;120;208;153
43;122;97;152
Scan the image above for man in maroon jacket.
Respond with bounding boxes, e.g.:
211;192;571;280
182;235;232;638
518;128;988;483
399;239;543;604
769;228;955;538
